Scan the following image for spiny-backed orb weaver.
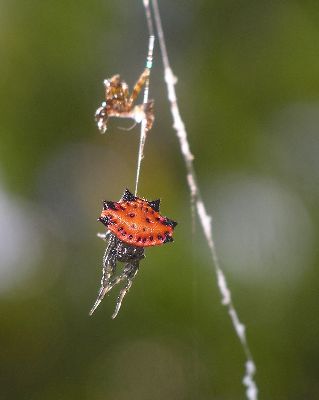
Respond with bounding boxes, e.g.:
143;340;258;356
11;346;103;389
95;69;154;133
90;189;177;319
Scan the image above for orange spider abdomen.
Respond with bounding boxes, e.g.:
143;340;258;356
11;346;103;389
99;190;177;247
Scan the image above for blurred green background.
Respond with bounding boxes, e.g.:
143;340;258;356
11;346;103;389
1;1;319;399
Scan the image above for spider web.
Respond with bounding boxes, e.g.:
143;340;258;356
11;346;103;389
140;1;259;399
134;1;155;196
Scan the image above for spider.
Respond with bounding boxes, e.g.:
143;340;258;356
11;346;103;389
95;69;154;133
89;189;177;319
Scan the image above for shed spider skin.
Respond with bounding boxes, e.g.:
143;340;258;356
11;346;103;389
90;189;177;318
95;69;154;133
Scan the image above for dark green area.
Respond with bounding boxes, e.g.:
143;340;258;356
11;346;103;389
1;1;319;399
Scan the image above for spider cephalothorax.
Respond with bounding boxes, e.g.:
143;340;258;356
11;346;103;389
90;189;177;318
95;69;154;133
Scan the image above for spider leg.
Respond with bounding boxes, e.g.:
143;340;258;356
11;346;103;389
96;230;111;241
130;99;154;131
117;121;137;131
128;68;150;106
89;235;117;315
112;260;140;319
96;259;138;298
95;103;108;133
144;99;154;131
